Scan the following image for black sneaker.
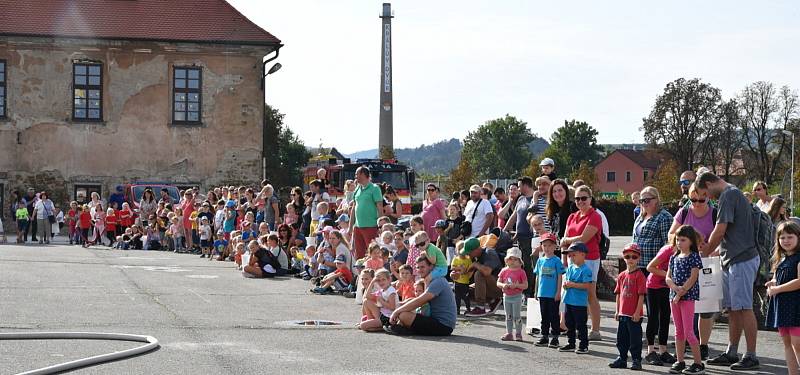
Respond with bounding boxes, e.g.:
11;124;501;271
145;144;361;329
682;363;705;375
645;352;663;366
548;338;560;348
535;337;549;347
669;361;686;374
630;360;642;371
660;352;677;365
707;353;738;366
608;357;627;369
558;343;576;352
699;344;708;360
730;356;759;371
575;346;589;354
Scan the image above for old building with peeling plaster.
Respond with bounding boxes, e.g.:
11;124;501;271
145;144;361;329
0;0;281;222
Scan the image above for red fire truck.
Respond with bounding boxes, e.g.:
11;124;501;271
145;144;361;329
304;158;416;214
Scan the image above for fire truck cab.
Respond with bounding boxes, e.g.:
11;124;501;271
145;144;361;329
304;158;416;214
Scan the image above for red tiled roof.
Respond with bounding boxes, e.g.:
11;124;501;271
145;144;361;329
615;149;662;170
0;0;280;46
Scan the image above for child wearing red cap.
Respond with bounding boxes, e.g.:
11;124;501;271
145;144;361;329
609;243;647;370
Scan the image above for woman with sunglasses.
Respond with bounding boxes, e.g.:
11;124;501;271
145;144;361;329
668;182;718;360
559;185;604;342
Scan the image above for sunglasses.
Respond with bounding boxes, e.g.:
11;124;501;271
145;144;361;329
690;198;707;203
623;255;639;260
640;197;655;204
753;187;764;192
426;188;435;192
416;241;427;248
679;179;691;186
575;196;590;202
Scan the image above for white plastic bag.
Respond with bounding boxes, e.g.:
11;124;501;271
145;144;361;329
696;256;722;313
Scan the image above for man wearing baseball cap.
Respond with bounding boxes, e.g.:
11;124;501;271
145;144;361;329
464;185;495;238
461;237;503;317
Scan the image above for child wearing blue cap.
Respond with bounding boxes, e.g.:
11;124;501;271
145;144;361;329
559;241;593;354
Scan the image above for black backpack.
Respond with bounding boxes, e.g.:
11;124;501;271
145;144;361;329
751;205;775;278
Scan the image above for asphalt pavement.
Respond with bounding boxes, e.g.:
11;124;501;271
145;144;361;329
0;235;790;374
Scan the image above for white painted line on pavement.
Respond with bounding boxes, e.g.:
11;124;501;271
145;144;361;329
187;288;210;304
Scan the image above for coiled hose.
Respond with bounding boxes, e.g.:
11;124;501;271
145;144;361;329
0;332;159;375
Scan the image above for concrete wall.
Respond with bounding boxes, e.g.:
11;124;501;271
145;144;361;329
594;152;655;196
0;36;273;220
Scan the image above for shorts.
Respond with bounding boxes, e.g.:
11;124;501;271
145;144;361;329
721;255;759;311
408;314;453;336
585;259;600;283
333;277;349;290
430;265;448;279
200;239;211;248
779;327;800;337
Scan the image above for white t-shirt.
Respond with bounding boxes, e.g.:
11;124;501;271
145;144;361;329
464;199;494;237
378;285;400;317
310;192;331;221
595;208;610;237
34;200;50;220
756;199;771;213
199;224;212;240
269;246;289;270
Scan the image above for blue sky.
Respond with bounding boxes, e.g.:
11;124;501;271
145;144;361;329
228;0;800;153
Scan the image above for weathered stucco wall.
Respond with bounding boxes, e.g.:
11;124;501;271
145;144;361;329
0;37;273;213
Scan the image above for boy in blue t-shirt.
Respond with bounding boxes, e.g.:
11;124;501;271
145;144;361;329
559;242;593;354
213;230;228;260
533;233;565;348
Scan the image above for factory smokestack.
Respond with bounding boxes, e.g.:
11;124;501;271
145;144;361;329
378;3;394;159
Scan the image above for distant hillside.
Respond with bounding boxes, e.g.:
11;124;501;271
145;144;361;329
346;137;549;175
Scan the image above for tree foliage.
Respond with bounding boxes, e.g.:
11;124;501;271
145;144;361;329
739;82;798;184
642;78;722;173
265;104;312;188
570;161;597;191
650;159;681;203
445;156;477;194
712;99;745;180
461;114;535;179
543;120;604;177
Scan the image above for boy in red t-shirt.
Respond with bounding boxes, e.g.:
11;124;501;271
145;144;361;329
105;208;118;247
78;205;92;247
67;201;78;245
610;243;647;370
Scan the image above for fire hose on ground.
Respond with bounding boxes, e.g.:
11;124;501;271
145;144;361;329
0;332;159;375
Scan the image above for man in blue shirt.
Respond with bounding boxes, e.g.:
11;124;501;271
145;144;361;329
387;255;456;336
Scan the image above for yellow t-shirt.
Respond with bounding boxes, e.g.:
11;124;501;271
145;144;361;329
451;256;473;285
190;211;199;230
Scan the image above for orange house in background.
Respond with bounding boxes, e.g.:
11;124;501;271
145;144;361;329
594;149;661;197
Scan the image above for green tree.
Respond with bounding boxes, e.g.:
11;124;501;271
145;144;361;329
641;78;722;173
461;114;535;179
570;161;597;190
265;104;312;188
651;159;682;203
444;156;476;194
543;120;603;176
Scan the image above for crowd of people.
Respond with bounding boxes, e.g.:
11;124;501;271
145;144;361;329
4;158;800;375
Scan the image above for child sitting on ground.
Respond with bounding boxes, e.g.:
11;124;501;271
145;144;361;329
145;222;162;250
365;243;385;271
213;230;228;261
394;264;415;301
312;255;353;295
380;230;396;253
358;269;399;332
234;242;246;270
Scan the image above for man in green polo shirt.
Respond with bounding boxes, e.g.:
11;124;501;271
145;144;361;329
350;166;383;259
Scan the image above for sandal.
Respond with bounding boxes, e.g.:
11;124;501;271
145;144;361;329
500;333;514;341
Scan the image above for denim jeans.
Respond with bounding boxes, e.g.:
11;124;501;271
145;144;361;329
504;293;524;334
616;316;643;361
